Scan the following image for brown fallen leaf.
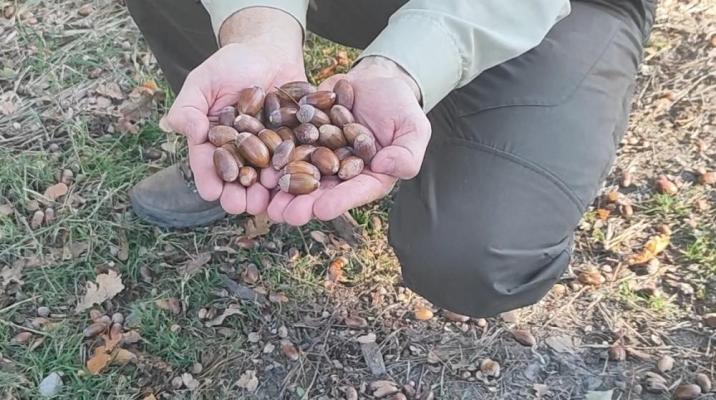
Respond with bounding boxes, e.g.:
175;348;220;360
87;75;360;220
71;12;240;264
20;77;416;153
605;191;620;203
268;292;289;304
75;270;125;313
369;380;399;398
655;175;678;195
628;234;670;265
12;331;32;345
96;82;124;100
699;171;716;185
155;298;181;315
111;348;137;366
1;261;24;289
237;370;259;392
177;253;211;276
244;212;272;239
578;266;604;286
326;256;347;285
87;345;112;375
315;59;338;81
240;264;260;284
280;340;300;361
596;208;610;220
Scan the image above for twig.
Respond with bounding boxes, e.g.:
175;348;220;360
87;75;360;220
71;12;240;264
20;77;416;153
0;319;50;336
0;297;37;314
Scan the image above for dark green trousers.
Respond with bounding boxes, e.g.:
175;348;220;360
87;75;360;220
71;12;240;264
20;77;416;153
127;0;655;317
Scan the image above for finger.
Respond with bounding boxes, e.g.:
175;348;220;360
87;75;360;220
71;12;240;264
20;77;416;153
219;182;247;214
164;73;212;145
188;143;224;201
313;173;396;221
267;191;294;223
282;178;340;226
260;167;282;189
370;114;431;179
246;183;270;215
317;73;348;92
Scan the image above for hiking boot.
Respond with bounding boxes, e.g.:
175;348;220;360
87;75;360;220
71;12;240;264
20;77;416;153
129;161;225;228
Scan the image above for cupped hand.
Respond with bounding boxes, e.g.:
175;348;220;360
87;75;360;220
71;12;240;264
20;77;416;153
160;42;306;216
266;57;431;225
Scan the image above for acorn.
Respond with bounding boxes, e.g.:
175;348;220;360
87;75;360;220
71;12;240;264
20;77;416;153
329;104;355;126
272;140;296;170
213;147;240;182
278;81;316;102
297;104;331;126
257;129;282;153
353;133;377;164
338;156;364;180
334;147;353;161
239;166;258;187
275;126;296;143
233;114;265;134
218;106;237;126
318;124;348;149
299;91;336;110
284;161;321;181
311;147;340;176
269;107;300;128
656;175;678;195
236;132;270;168
673;384;701;400
342;123;372;145
291;145;317;162
279;173;320;195
334;79;354;109
208;125;239;147
263;92;281;121
221;143;245;165
237;86;265;116
294;123;319;144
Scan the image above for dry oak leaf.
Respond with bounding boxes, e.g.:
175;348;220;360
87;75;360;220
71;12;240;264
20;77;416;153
111;348;138;366
75;270;125;313
87;345;112;375
177;253;211;276
96;82;124;100
326;257;347;285
44;183;68;201
244;212;272;239
628;234;670;265
237;369;259;392
1;262;24;289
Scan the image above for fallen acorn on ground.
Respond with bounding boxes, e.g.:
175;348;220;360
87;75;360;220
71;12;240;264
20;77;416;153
207;80;376;194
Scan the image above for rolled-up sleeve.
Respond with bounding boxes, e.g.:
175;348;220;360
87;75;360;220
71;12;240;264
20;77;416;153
357;1;571;112
201;0;309;38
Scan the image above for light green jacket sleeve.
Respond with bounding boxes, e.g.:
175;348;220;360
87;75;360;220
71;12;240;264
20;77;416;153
358;1;571;111
200;0;309;38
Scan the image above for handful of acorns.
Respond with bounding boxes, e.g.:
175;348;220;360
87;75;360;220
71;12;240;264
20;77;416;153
207;79;376;195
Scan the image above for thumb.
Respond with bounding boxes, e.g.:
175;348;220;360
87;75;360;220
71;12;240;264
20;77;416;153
370;113;431;179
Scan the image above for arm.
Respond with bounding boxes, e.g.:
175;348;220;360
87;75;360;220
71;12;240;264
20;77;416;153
357;0;571;111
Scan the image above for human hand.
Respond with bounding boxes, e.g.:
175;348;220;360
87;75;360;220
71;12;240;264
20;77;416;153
160;8;305;216
265;56;431;225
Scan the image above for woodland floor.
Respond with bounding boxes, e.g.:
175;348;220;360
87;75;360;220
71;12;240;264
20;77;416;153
0;0;714;399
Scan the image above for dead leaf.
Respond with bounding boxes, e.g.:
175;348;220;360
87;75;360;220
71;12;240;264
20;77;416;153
336;50;350;66
117;230;129;262
244;213;272;239
205;304;243;327
268;292;288;304
44;183;68;201
240;264;260;284
628;234;670;265
596;208;610;220
96;82;124;100
578;266;604;286
326;257;347;285
315;59;338;81
87;345;112;375
155;298;181;315
280;340;300;361
655;175;678;195
0;204;13;217
75;270;125;313
544;335;577;354
177;253;211;276
111;348;137;366
121;330;142;345
237;370;259;392
1;262;24;289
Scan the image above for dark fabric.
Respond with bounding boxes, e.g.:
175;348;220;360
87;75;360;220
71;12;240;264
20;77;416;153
127;0;652;317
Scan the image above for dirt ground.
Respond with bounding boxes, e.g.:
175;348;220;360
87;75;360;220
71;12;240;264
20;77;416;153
0;0;714;399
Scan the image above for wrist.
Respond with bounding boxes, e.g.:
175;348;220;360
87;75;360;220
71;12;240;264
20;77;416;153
351;56;422;103
218;7;303;64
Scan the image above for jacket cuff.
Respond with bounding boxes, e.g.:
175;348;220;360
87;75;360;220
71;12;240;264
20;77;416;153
201;0;308;40
356;13;462;112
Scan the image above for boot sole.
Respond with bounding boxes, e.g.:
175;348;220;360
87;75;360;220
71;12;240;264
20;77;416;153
130;192;226;229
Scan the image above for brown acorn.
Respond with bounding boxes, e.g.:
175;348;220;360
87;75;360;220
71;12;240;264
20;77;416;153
608;344;626;361
284;161;321;181
296;104;331;126
269;107;300;128
279;173;320;195
291;145;317;162
334;147;353;161
656;175;678;195
673;384;701;400
511;329;536;347
294;123;319;144
257;129;282;153
83;321;109;338
329;105;355;127
239;166;258;187
277;81;316;102
333;79;354;109
318;124;347;149
353;133;377;164
213;147;240;182
233;114;265;134
220;143;245;166
299;91;336;110
275;126;296;143
236;132;270;168
218;106;237;126
208;125;239;147
342;123;372;145
263;92;281;121
237;86;265;116
338;156;364;180
272;140;296;170
310;108;331;126
310;147;340;176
